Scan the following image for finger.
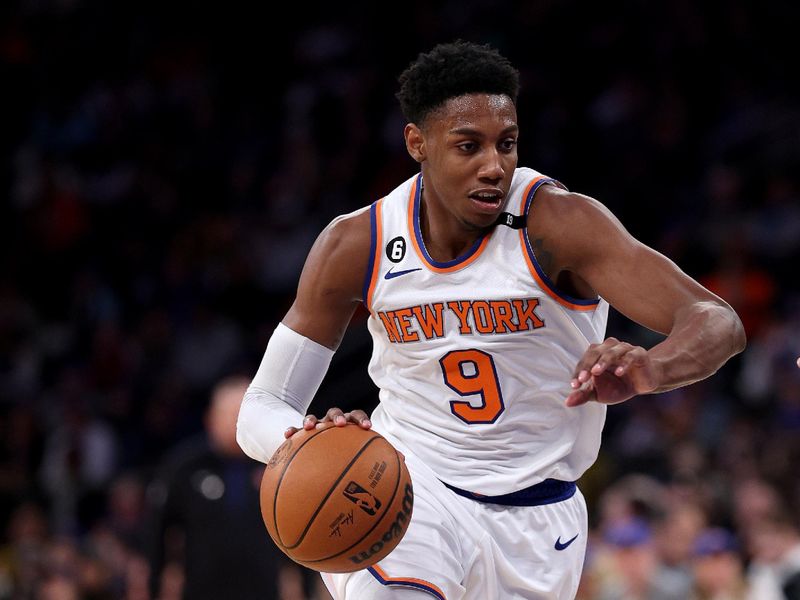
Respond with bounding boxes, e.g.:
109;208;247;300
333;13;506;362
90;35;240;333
324;407;347;426
345;410;372;428
572;338;619;382
613;347;647;377
590;342;635;376
570;369;593;390
572;338;617;379
566;380;595;407
303;414;318;430
565;389;590;407
285;426;300;438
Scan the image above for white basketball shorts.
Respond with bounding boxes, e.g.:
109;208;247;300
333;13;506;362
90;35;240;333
321;433;588;600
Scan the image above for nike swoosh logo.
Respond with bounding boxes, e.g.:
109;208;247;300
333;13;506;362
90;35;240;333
384;267;422;280
554;534;579;551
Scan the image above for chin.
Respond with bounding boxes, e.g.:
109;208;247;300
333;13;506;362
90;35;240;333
462;215;498;232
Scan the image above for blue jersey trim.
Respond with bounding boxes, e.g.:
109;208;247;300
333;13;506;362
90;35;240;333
522;181;600;307
412;174;488;269
442;478;577;507
368;567;446;600
362;201;379;305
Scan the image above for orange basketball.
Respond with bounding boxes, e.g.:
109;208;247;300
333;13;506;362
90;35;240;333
260;423;413;573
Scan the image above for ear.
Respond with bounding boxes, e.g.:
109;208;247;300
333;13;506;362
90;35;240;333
404;123;426;163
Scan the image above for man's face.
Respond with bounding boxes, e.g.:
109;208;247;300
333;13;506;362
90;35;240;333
411;93;519;231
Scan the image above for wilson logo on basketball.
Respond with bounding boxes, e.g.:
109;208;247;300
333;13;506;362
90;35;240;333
348;483;414;565
342;481;382;515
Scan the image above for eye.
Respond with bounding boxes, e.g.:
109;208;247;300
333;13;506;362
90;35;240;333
457;142;477;153
500;139;518;152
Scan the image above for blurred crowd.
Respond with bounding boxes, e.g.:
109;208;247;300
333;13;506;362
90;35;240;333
1;0;799;598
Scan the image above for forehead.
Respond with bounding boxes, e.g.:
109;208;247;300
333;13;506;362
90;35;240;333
424;94;517;133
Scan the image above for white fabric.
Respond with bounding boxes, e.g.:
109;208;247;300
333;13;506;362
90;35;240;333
366;168;609;495
322;433;588;600
322;572;431;600
236;322;334;463
746;543;800;600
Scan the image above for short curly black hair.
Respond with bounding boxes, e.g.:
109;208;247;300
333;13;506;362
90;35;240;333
396;40;520;126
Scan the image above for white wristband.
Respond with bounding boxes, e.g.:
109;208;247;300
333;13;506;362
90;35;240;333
236;323;335;463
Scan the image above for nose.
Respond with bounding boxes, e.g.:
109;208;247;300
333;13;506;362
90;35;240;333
477;149;504;183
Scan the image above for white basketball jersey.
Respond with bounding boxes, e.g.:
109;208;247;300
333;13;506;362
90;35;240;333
363;167;609;495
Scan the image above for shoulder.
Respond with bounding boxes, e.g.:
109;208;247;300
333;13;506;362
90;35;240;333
317;205;372;255
530;184;618;231
528;184;632;270
312;174;416;271
294;204;374;307
306;205;374;283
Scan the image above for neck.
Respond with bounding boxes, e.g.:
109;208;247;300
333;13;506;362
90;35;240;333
418;175;489;262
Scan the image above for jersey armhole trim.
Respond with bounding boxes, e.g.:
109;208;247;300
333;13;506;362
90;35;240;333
368;565;447;600
362;199;384;310
519;178;600;311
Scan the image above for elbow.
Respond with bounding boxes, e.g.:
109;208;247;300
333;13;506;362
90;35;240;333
235;393;261;462
235;410;249;457
710;299;746;357
235;416;249;457
235;394;247;448
695;299;746;364
730;310;747;356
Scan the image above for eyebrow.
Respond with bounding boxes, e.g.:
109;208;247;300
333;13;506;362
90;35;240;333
448;125;519;137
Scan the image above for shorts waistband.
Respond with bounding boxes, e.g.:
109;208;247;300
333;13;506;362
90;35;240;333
441;479;576;507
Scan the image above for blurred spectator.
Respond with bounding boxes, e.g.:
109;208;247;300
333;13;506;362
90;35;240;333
733;479;785;534
650;503;707;600
0;501;49;597
589;518;658;600
744;511;800;600
146;375;307;599
691;528;749;600
0;1;798;596
38;368;118;536
583;476;668;599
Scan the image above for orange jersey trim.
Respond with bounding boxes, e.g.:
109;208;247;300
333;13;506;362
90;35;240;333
364;198;384;311
368;565;447;599
518;177;600;311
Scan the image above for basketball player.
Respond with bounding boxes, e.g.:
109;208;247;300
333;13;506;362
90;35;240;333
236;42;746;599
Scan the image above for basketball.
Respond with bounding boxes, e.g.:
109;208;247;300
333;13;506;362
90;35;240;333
260;423;413;573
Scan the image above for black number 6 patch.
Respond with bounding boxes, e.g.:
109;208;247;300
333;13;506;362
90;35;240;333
385;236;406;263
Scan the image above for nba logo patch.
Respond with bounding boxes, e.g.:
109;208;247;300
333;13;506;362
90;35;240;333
343;481;382;515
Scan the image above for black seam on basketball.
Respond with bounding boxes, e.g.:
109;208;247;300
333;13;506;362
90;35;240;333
304;440;404;563
272;426;346;548
281;433;383;550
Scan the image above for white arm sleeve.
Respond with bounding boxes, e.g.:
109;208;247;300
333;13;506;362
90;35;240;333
236;322;335;463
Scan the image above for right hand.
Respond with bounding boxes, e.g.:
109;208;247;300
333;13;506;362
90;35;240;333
284;407;372;438
565;337;661;407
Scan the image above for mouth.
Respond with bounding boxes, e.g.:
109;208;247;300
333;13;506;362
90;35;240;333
468;188;505;213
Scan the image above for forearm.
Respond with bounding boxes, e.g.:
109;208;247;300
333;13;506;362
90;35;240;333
648;300;746;393
236;323;334;463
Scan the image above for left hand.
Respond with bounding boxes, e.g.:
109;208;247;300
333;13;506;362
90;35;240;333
284;406;372;439
565;337;661;407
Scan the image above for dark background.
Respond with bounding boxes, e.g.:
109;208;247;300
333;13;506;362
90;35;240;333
1;1;799;598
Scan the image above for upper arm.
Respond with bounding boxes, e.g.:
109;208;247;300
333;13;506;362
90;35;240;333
282;207;372;349
536;188;729;335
